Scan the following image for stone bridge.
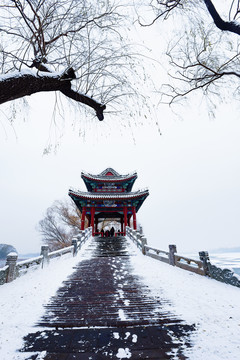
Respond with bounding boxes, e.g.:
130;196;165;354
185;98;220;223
20;235;194;360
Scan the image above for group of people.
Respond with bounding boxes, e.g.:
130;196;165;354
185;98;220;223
100;227;115;237
100;226;121;237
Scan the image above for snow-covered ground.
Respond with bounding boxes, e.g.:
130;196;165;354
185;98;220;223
0;238;240;359
128;241;240;360
0;240;95;360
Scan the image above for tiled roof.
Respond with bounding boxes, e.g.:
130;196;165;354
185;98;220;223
99;168;120;176
69;188;149;200
81;169;137;182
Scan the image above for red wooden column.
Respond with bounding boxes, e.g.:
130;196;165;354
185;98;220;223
123;206;128;236
91;207;95;235
81;206;86;230
132;206;137;230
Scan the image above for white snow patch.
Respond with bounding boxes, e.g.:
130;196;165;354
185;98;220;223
118;309;127;321
6;251;18;256
116;347;131;359
0;68;62;81
118;289;124;299
124;332;130;339
113;332;120;339
35;351;46;359
132;334;137;343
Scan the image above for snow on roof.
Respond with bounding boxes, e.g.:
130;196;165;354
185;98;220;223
99;168;120;176
69;188;149;200
81;168;137;182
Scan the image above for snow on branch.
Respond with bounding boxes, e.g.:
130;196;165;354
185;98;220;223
0;68;106;120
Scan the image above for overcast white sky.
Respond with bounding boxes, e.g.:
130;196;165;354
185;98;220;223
1;3;240;255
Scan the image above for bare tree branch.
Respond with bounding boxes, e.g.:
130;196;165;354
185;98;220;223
161;46;240;105
0;68;105;120
0;0;148;123
203;0;240;35
138;1;240;108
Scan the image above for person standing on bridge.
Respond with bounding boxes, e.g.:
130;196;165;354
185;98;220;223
110;227;115;237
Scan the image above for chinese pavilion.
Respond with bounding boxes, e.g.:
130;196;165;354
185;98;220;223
68;168;149;236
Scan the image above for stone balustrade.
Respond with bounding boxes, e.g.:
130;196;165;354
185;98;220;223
126;226;240;288
0;227;92;285
2;226;239;289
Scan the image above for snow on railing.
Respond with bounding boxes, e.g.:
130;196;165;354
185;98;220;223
0;265;9;285
0;227;92;285
126;226;147;252
174;254;205;275
126;226;205;276
126;227;240;287
144;246;169;264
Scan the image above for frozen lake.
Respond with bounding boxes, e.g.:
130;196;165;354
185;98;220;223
182;251;240;277
209;252;240;276
0;256;34;269
0;259;6;268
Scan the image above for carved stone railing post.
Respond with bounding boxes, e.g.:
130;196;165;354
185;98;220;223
41;245;49;268
79;231;84;245
136;233;141;248
169;245;177;266
129;228;132;240
140;234;147;244
141;237;147;255
6;253;18;283
127;226;132;239
72;239;78;256
83;231;86;242
199;251;210;275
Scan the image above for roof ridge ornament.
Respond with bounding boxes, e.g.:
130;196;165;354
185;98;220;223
81;169;137;180
99;168;120;176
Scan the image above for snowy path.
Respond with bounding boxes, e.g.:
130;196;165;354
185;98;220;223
0;237;240;359
20;236;193;359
